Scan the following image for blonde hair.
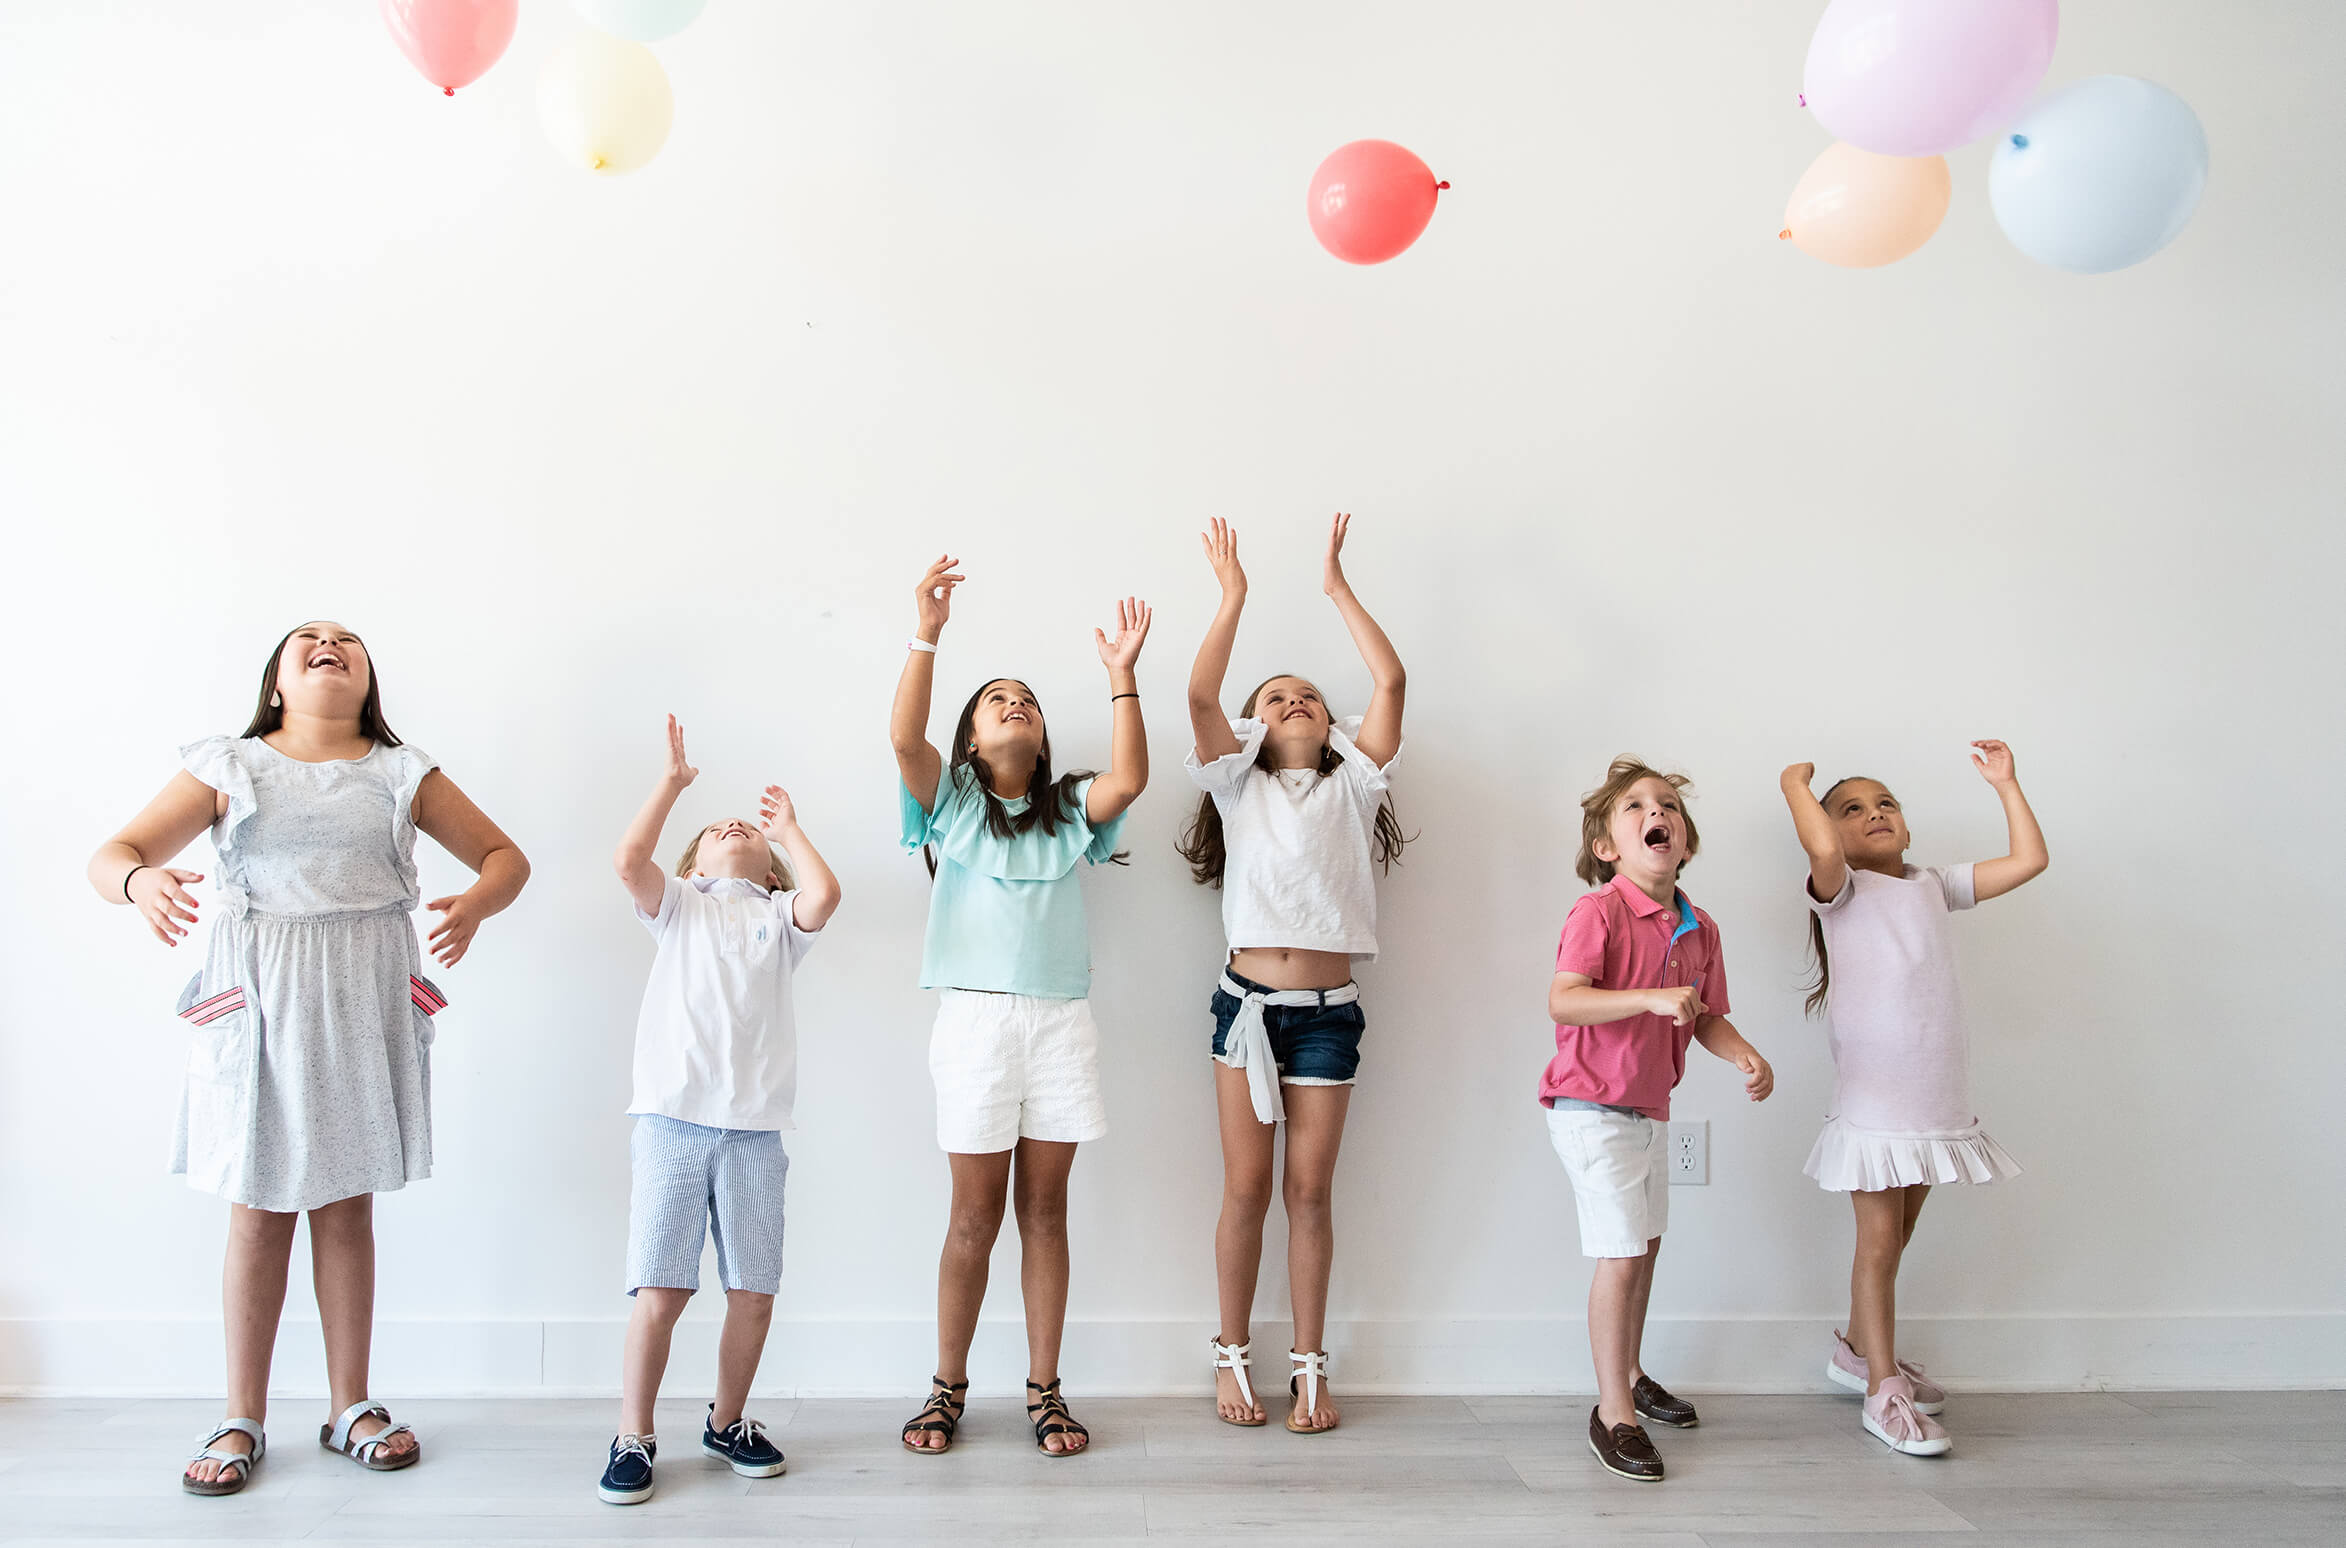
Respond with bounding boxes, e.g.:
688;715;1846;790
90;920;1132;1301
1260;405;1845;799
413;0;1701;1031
1575;757;1699;887
674;824;794;891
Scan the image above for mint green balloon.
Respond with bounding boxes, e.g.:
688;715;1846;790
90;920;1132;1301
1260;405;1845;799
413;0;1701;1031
573;0;706;43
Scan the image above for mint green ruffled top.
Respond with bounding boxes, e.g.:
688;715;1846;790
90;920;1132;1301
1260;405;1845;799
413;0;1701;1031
900;767;1127;999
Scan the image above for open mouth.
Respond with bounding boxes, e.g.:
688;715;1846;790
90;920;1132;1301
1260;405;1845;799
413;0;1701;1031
1283;706;1315;721
1643;823;1672;852
307;651;346;671
1004;710;1030;724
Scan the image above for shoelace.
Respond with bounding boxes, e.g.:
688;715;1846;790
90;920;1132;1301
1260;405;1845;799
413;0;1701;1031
721;1416;766;1450
612;1433;652;1465
1876;1390;1927;1439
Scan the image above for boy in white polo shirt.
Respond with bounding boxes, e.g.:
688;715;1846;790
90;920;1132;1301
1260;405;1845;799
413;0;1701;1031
597;717;841;1506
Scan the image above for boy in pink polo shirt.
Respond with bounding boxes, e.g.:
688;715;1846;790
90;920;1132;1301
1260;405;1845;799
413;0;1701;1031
1543;758;1773;1484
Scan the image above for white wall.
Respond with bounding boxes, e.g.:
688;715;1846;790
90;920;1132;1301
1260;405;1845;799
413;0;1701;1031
3;1;2341;1397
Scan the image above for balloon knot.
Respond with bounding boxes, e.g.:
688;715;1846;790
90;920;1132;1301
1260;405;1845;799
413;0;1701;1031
443;86;455;96
1797;93;1806;107
2010;133;2029;148
1778;229;1792;241
1435;180;1450;191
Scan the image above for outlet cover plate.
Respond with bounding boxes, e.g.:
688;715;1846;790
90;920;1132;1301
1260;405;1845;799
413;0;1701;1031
1668;1119;1709;1186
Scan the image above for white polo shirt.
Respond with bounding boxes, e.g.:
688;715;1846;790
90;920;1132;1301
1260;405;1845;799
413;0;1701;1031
628;875;819;1132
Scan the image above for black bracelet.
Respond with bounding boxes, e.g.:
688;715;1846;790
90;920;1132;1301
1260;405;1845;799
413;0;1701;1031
1110;692;1139;702
123;864;149;902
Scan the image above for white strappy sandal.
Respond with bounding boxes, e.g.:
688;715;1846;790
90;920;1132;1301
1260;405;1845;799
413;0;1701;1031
1210;1337;1267;1427
320;1399;420;1471
1286;1348;1338;1434
183;1418;265;1496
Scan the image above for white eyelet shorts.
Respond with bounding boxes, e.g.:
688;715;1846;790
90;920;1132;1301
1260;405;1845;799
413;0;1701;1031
1545;1103;1668;1259
929;990;1108;1154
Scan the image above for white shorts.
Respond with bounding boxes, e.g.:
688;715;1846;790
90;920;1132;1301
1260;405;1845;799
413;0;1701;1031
930;990;1108;1153
1545;1103;1668;1259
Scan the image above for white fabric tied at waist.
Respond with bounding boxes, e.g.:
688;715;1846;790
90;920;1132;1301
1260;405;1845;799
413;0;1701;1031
1214;974;1360;1125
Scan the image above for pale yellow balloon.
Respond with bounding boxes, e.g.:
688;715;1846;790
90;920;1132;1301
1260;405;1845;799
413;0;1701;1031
537;32;673;175
1781;143;1951;268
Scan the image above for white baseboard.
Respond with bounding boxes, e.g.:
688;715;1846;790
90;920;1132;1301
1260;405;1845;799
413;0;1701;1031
4;1314;2340;1397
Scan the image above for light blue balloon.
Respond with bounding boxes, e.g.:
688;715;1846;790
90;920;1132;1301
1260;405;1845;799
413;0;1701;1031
573;0;707;44
1990;76;2208;274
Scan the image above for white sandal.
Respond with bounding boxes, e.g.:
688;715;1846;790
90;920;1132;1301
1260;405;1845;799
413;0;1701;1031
1211;1338;1266;1427
183;1418;265;1496
320;1399;419;1471
1286;1348;1338;1434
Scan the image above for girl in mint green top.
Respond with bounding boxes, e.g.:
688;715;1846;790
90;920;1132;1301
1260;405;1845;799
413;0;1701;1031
888;553;1152;1459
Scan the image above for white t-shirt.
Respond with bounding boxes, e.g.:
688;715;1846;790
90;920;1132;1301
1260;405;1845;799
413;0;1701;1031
1183;716;1398;959
628;875;820;1131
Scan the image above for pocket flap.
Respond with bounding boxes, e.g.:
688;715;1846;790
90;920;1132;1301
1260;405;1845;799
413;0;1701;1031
409;975;448;1017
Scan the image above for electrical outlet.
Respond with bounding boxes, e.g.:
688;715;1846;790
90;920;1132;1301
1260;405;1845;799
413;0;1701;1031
1668;1120;1708;1186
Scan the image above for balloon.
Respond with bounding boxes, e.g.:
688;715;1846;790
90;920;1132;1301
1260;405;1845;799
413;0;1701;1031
380;0;518;96
1307;140;1446;265
1780;143;1951;268
538;33;675;175
572;0;708;43
1990;76;2207;274
1803;0;2059;157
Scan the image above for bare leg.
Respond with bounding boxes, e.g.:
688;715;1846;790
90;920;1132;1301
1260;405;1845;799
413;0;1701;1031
1012;1138;1086;1453
1625;1235;1660;1386
1212;1064;1275;1423
618;1287;692;1437
710;1290;775;1431
909;1149;1010;1450
309;1193;415;1462
186;1205;298;1485
1281;1083;1351;1431
1848;1189;1909;1396
1589;1247;1651;1431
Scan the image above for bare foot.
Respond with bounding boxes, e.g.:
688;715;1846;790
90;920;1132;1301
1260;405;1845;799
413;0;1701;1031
342;1409;418;1462
1214;1358;1266;1425
1290;1377;1340;1432
902;1378;964;1452
184;1426;254;1486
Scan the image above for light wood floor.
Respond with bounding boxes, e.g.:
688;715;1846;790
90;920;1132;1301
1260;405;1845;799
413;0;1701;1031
1;1390;2339;1545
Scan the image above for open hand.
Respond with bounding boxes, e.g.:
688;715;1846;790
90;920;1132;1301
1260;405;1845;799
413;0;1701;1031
1322;511;1354;595
1095;596;1153;671
130;866;204;947
758;784;797;838
1970;740;2017;786
664;715;699;789
425;891;486;968
1201;518;1246;597
1736;1047;1774;1102
1648;984;1707;1026
915;554;964;641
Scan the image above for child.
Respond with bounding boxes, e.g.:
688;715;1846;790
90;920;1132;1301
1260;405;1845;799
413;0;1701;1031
1178;513;1407;1434
87;621;529;1495
1780;742;2047;1458
598;716;840;1505
1542;758;1772;1484
890;555;1150;1458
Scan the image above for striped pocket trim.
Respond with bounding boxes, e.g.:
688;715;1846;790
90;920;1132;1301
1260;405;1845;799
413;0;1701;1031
180;986;247;1026
409;976;448;1017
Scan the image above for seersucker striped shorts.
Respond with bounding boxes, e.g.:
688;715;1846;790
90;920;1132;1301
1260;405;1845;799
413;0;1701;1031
624;1114;788;1295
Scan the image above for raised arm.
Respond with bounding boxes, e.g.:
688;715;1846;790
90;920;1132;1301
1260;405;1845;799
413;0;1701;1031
413;769;531;969
760;784;841;932
1323;512;1404;766
1086;596;1153;823
1779;762;1848;902
89;770;224;947
1967;740;2048;902
891;554;960;813
613;715;694;918
1186;519;1246;762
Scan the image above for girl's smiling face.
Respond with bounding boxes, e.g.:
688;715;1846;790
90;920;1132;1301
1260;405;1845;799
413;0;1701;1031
1251;676;1331;765
968;679;1045;765
1594;775;1689;892
1826;778;1911;868
275;622;372;717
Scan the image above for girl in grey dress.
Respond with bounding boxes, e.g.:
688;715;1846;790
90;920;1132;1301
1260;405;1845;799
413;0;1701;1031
90;621;529;1495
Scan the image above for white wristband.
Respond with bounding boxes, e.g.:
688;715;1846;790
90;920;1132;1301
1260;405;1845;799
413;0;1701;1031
907;638;938;654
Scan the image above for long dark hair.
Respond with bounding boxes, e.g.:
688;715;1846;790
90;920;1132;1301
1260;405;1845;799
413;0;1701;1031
922;678;1125;877
1176;675;1410;888
1801;774;1878;1017
239;622;402;745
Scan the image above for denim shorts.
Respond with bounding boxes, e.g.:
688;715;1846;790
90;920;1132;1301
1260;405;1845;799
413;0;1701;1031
1208;970;1365;1084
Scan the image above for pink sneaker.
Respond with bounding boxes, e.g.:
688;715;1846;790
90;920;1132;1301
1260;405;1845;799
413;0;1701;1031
1862;1374;1951;1456
1827;1330;1945;1414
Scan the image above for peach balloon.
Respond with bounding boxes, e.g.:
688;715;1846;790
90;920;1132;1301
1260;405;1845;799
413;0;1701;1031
1780;143;1951;268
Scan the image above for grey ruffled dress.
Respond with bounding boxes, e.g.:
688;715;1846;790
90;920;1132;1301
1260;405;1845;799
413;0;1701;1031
171;735;447;1212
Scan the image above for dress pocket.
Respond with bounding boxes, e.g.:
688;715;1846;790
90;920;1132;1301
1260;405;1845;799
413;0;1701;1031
175;973;250;1083
408;974;447;1047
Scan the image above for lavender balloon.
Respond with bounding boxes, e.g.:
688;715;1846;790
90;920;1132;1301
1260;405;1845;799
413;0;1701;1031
1804;0;2060;157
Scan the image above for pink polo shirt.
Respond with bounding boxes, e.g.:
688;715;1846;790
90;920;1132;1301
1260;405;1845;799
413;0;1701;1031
1540;874;1731;1120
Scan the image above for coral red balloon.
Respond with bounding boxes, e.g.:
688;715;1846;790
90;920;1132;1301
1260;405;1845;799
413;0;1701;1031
1307;140;1445;265
381;0;518;96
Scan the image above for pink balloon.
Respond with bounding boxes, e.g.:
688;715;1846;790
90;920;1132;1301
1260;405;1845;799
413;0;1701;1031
1307;140;1446;265
1803;0;2059;157
381;0;518;96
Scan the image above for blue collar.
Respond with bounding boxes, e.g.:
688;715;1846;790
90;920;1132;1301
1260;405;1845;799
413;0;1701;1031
1668;890;1700;947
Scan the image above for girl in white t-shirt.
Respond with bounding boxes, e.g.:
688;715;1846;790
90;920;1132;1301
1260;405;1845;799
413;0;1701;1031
1178;513;1407;1435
